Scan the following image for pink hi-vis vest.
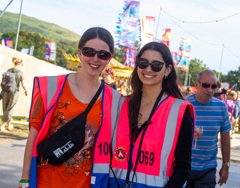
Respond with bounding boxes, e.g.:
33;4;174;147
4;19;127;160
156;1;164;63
28;75;121;188
109;96;195;188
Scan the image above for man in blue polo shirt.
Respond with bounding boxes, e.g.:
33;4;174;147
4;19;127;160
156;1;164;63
185;70;231;188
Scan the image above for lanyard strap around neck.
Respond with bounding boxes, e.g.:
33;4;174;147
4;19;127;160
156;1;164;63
125;89;164;185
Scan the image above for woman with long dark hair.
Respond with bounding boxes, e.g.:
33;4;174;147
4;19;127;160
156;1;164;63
110;42;195;188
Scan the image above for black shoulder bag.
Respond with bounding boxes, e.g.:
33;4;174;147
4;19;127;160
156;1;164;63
37;82;103;166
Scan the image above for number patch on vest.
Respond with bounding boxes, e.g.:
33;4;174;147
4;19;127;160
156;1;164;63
139;150;154;166
98;142;109;155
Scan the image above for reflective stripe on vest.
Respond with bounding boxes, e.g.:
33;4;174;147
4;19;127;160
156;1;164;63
111;96;126;155
91;87;121;187
29;74;68;188
110;96;194;187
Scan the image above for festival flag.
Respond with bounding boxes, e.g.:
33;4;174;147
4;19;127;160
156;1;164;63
229;83;237;90
140;16;155;47
115;0;140;48
171;52;178;67
176;38;191;72
124;48;136;67
162;29;171;47
1;38;13;48
45;41;56;61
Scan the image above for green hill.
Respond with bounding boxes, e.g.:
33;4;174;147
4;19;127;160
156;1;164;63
0;11;80;43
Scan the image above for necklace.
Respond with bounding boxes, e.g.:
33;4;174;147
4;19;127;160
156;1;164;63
75;74;87;103
74;74;99;103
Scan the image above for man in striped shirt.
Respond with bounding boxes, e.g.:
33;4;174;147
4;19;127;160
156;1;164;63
185;70;231;188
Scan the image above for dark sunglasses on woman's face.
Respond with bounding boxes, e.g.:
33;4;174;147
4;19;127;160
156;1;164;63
81;47;112;60
198;81;218;90
137;58;165;72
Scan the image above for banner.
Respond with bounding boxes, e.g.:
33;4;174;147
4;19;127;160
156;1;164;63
124;48;136;67
140;16;155;47
1;38;13;48
115;0;140;48
176;38;191;72
171;52;178;67
45;41;56;61
162;28;171;47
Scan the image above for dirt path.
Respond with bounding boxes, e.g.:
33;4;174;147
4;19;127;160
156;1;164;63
0;124;28;145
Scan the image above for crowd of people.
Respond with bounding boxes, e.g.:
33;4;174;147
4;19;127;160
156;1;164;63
1;27;238;188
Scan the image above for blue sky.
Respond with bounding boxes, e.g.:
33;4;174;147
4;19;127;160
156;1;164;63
1;0;240;76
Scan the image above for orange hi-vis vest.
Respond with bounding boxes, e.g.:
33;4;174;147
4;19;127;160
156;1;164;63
28;74;121;188
109;96;195;188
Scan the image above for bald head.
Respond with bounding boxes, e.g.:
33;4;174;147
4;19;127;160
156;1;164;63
195;70;218;104
196;70;217;82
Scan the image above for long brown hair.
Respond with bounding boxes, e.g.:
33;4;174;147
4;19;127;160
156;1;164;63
128;42;183;144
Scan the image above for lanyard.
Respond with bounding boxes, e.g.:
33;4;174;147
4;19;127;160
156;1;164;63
125;89;164;187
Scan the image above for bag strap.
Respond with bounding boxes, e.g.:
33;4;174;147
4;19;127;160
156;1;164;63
84;81;104;115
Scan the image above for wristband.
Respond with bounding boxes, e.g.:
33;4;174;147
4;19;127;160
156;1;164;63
19;178;30;188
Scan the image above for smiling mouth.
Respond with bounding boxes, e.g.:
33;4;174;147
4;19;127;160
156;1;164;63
89;63;100;69
143;74;154;78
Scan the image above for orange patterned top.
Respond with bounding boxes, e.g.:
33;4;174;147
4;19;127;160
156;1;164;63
29;80;102;188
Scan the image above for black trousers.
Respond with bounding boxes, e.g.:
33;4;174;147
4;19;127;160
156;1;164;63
186;168;216;188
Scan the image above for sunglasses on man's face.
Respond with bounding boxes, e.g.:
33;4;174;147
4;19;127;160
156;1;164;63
198;81;218;90
137;58;165;72
81;47;112;60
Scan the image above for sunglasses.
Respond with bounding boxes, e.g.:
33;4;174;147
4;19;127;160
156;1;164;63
81;47;112;60
137;58;165;72
198;81;218;90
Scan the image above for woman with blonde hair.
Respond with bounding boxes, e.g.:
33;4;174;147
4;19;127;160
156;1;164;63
1;57;28;131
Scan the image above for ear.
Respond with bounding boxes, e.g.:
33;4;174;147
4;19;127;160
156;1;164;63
194;81;198;87
108;55;113;63
78;49;82;61
165;64;172;77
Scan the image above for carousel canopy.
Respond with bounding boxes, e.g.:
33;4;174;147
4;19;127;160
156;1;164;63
63;53;132;77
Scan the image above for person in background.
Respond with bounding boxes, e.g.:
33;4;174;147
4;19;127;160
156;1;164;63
0;57;28;131
109;42;195;188
225;90;237;137
214;81;227;101
183;86;193;97
233;91;240;132
185;70;231;187
20;27;120;188
102;67;117;90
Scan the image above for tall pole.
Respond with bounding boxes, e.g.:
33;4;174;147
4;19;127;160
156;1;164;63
155;5;162;40
0;0;15;18
155;0;164;40
184;70;189;87
217;43;224;81
15;0;23;50
188;74;191;86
